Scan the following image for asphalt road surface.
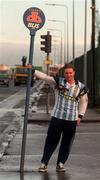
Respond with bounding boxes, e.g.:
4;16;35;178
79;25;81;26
0;79;100;180
0;79;44;159
0;123;100;180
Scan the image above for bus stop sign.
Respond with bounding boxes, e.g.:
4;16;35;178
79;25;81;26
20;7;45;172
23;7;45;33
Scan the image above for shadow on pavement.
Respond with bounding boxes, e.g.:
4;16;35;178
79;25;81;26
56;172;70;180
20;171;70;180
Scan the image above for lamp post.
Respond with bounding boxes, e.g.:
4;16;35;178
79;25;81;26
83;0;87;85
48;19;66;63
53;39;59;64
72;0;75;64
46;3;69;62
91;0;96;106
48;28;63;64
52;36;61;64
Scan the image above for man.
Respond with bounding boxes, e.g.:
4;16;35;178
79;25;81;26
34;63;88;172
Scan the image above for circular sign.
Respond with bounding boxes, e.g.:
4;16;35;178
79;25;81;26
23;7;45;32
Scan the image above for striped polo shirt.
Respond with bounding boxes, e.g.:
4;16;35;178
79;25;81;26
51;77;85;121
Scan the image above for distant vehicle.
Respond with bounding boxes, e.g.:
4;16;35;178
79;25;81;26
0;65;10;86
34;66;43;71
14;65;34;86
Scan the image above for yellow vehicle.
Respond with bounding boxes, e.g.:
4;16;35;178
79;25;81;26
14;65;34;86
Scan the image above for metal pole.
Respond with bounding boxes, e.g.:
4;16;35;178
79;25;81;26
46;4;69;63
46;31;50;114
46;53;50;114
48;20;66;63
63;21;66;63
48;28;63;64
91;0;96;106
83;0;87;85
60;33;63;64
20;32;35;172
72;0;75;65
66;7;69;62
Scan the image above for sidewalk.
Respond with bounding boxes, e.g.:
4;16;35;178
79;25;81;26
0;115;100;180
29;89;100;123
28;108;100;123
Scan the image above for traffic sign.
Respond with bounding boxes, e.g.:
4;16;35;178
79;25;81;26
21;7;45;172
23;7;45;33
44;60;53;65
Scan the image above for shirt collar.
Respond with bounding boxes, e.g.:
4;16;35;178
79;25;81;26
64;78;78;85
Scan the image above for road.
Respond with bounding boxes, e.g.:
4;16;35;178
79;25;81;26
0;123;100;180
0;79;44;160
0;80;100;180
0;79;44;117
0;80;21;101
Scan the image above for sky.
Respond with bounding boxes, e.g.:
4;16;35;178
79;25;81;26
0;0;100;67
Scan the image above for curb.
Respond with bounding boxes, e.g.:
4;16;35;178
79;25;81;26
28;118;100;124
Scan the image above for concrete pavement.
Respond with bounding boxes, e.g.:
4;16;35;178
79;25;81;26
28;108;100;123
0;122;100;180
29;88;100;123
0;85;100;180
0;79;100;180
0;107;100;180
0;112;21;160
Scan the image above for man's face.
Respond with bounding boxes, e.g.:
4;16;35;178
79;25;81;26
64;68;75;82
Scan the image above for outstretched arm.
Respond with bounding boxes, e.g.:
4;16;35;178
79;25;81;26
34;70;56;85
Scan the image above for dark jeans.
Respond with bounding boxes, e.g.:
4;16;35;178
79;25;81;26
41;117;77;165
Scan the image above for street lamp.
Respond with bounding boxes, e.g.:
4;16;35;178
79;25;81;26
72;0;75;64
48;28;63;64
53;39;59;64
46;3;69;62
48;19;66;63
83;0;87;85
51;35;61;64
91;0;96;106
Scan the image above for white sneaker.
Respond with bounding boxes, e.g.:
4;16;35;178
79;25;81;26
38;163;47;172
56;162;66;172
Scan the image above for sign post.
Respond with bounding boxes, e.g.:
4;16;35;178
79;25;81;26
40;31;52;114
20;7;45;172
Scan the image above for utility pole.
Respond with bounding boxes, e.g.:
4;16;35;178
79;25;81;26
91;0;96;107
40;31;52;114
72;0;75;65
83;0;87;86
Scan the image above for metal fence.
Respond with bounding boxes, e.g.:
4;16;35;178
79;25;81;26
74;47;100;107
